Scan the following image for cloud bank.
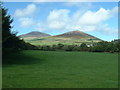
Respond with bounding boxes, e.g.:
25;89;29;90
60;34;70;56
14;4;36;27
14;3;118;35
36;6;118;34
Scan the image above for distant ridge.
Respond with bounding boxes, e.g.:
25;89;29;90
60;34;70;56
53;30;100;40
20;30;102;45
20;31;51;40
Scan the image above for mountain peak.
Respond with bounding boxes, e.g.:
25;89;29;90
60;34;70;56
29;31;41;33
71;30;82;32
54;30;99;39
65;30;84;34
20;31;51;40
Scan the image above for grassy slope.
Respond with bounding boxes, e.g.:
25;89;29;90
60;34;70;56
25;37;101;46
3;50;118;88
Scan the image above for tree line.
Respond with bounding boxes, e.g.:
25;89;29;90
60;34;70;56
36;40;120;53
37;40;120;53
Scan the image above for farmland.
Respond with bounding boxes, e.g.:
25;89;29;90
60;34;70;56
25;37;100;46
3;50;118;88
20;31;101;46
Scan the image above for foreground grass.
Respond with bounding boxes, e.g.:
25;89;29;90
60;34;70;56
3;50;118;88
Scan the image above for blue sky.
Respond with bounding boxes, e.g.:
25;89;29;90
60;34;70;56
3;2;118;41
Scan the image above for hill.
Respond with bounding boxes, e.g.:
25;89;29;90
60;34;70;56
20;31;51;40
21;30;102;45
54;30;99;39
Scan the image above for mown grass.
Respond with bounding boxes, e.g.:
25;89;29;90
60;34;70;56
3;50;118;88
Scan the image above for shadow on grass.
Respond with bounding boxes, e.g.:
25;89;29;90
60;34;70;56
3;51;45;66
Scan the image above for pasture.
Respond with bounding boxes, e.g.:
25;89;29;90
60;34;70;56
25;37;100;45
3;50;118;88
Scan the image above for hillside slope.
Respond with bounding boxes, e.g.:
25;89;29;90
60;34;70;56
20;31;51;40
23;30;102;45
54;30;100;39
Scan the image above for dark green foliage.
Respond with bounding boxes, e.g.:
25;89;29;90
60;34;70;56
80;43;87;48
52;45;57;51
90;40;119;53
57;43;64;50
2;5;38;62
72;45;79;51
39;45;52;51
90;42;107;52
65;45;74;51
37;40;120;53
2;6;19;54
80;43;89;51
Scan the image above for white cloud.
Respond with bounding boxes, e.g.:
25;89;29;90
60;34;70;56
65;2;92;9
39;6;117;35
78;8;110;25
97;24;118;35
35;22;46;31
14;4;37;28
77;6;118;25
19;18;34;27
80;25;96;32
16;4;117;35
14;4;37;17
110;6;118;15
47;9;70;30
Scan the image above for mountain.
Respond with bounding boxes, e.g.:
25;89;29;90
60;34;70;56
54;30;99;39
20;31;51;40
20;30;102;45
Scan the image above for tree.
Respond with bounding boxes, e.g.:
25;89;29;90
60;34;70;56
51;45;57;51
57;43;64;50
1;4;38;58
2;5;16;53
80;43;88;51
65;45;74;51
80;43;87;48
2;6;26;53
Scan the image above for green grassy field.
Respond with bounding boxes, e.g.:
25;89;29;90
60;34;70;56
3;50;118;88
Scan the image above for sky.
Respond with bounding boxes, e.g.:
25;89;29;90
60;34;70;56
3;2;118;41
